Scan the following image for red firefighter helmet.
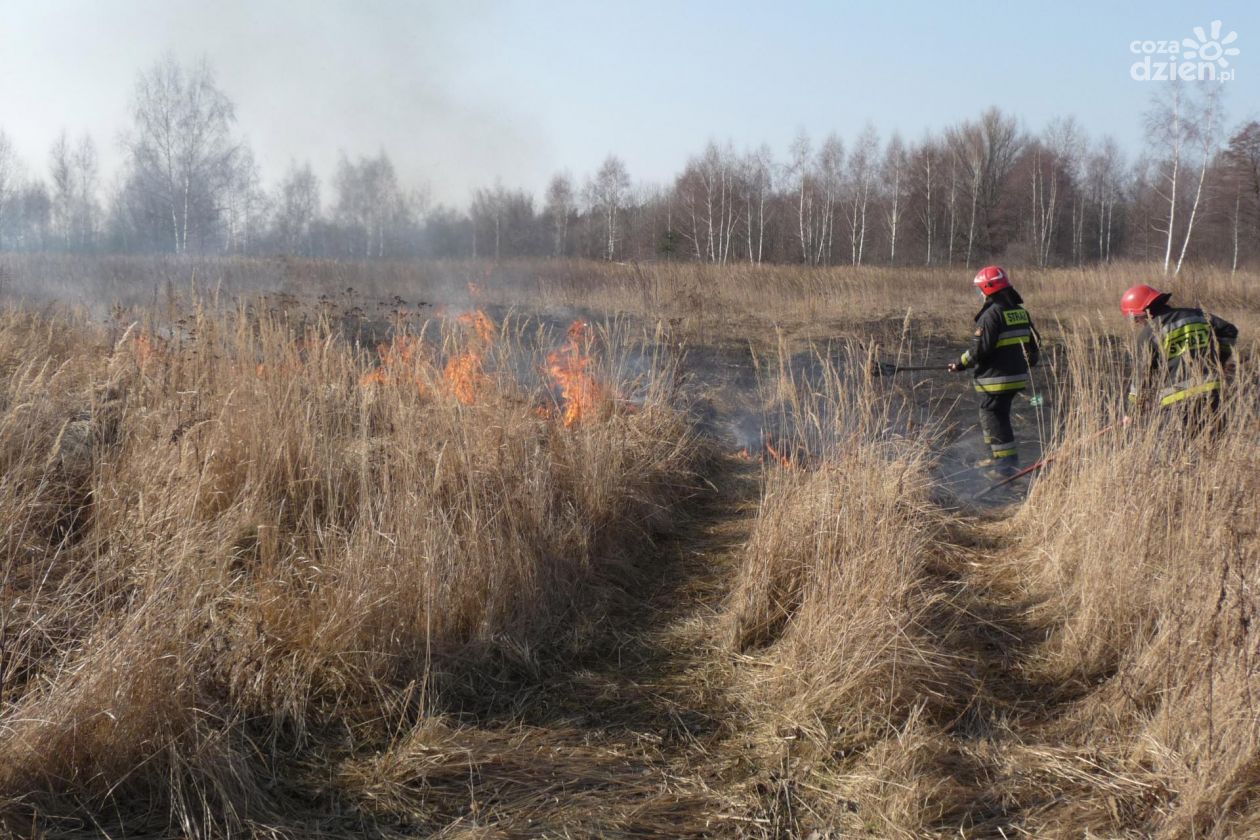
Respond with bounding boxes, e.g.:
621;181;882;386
1120;284;1171;317
973;265;1012;296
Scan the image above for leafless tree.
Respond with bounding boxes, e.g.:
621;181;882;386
470;183;505;260
675;142;740;263
742;144;773;264
1144;82;1187;274
274;161;321;256
1029;117;1083;267
814;134;843;264
334;151;411;258
0;130;19;251
588;156;629;260
881;134;907;264
948;108;1022;266
222;146;268;254
948;121;984;266
1084;137;1124;262
1174;86;1223;274
470;183;536;259
126;55;241;254
910;139;942;265
544;173;574;257
15;182;51;251
50;132;100;251
1223;121;1260;271
49;132;73;249
6;68;1260;267
789;131;815;264
1142;80;1225;275
844;126;878;265
946;150;960;265
71;135;99;250
980;108;1024;256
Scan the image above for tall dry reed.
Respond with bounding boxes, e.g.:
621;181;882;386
0;301;701;836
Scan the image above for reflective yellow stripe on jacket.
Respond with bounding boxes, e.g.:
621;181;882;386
995;328;1032;349
974;373;1028;394
960;307;1034;378
1158;378;1221;406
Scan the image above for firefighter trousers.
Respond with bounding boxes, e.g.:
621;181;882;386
978;392;1018;463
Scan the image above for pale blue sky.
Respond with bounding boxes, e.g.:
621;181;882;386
1;0;1257;204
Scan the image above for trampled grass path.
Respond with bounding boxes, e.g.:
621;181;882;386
338;460;1127;839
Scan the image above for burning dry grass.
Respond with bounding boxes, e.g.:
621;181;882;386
0;302;702;836
4;257;1260;837
546;319;618;428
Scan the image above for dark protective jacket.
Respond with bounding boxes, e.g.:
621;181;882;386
957;289;1040;393
1129;305;1238;409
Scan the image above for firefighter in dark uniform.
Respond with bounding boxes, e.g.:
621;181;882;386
1120;283;1237;430
947;266;1040;479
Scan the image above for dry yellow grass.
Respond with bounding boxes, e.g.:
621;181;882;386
725;351;962;743
1;256;1258;838
0;300;705;836
991;326;1260;838
712;276;1260;836
10;253;1260;342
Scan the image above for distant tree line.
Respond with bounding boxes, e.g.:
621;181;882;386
1;55;1258;273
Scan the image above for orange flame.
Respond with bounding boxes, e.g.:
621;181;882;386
443;353;485;404
360;335;426;390
457;309;496;346
358;367;390;387
546;320;609;427
733;442;795;467
442;310;495;405
764;437;806;469
764;440;793;468
380;335;421;368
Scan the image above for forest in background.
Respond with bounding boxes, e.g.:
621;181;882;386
1;55;1258;273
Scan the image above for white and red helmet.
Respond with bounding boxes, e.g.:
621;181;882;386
973;265;1012;296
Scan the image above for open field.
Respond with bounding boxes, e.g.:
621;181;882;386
1;256;1258;838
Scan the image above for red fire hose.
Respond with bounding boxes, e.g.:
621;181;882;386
976;423;1118;499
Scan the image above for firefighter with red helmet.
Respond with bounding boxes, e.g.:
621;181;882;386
1120;284;1237;426
947;266;1040;478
